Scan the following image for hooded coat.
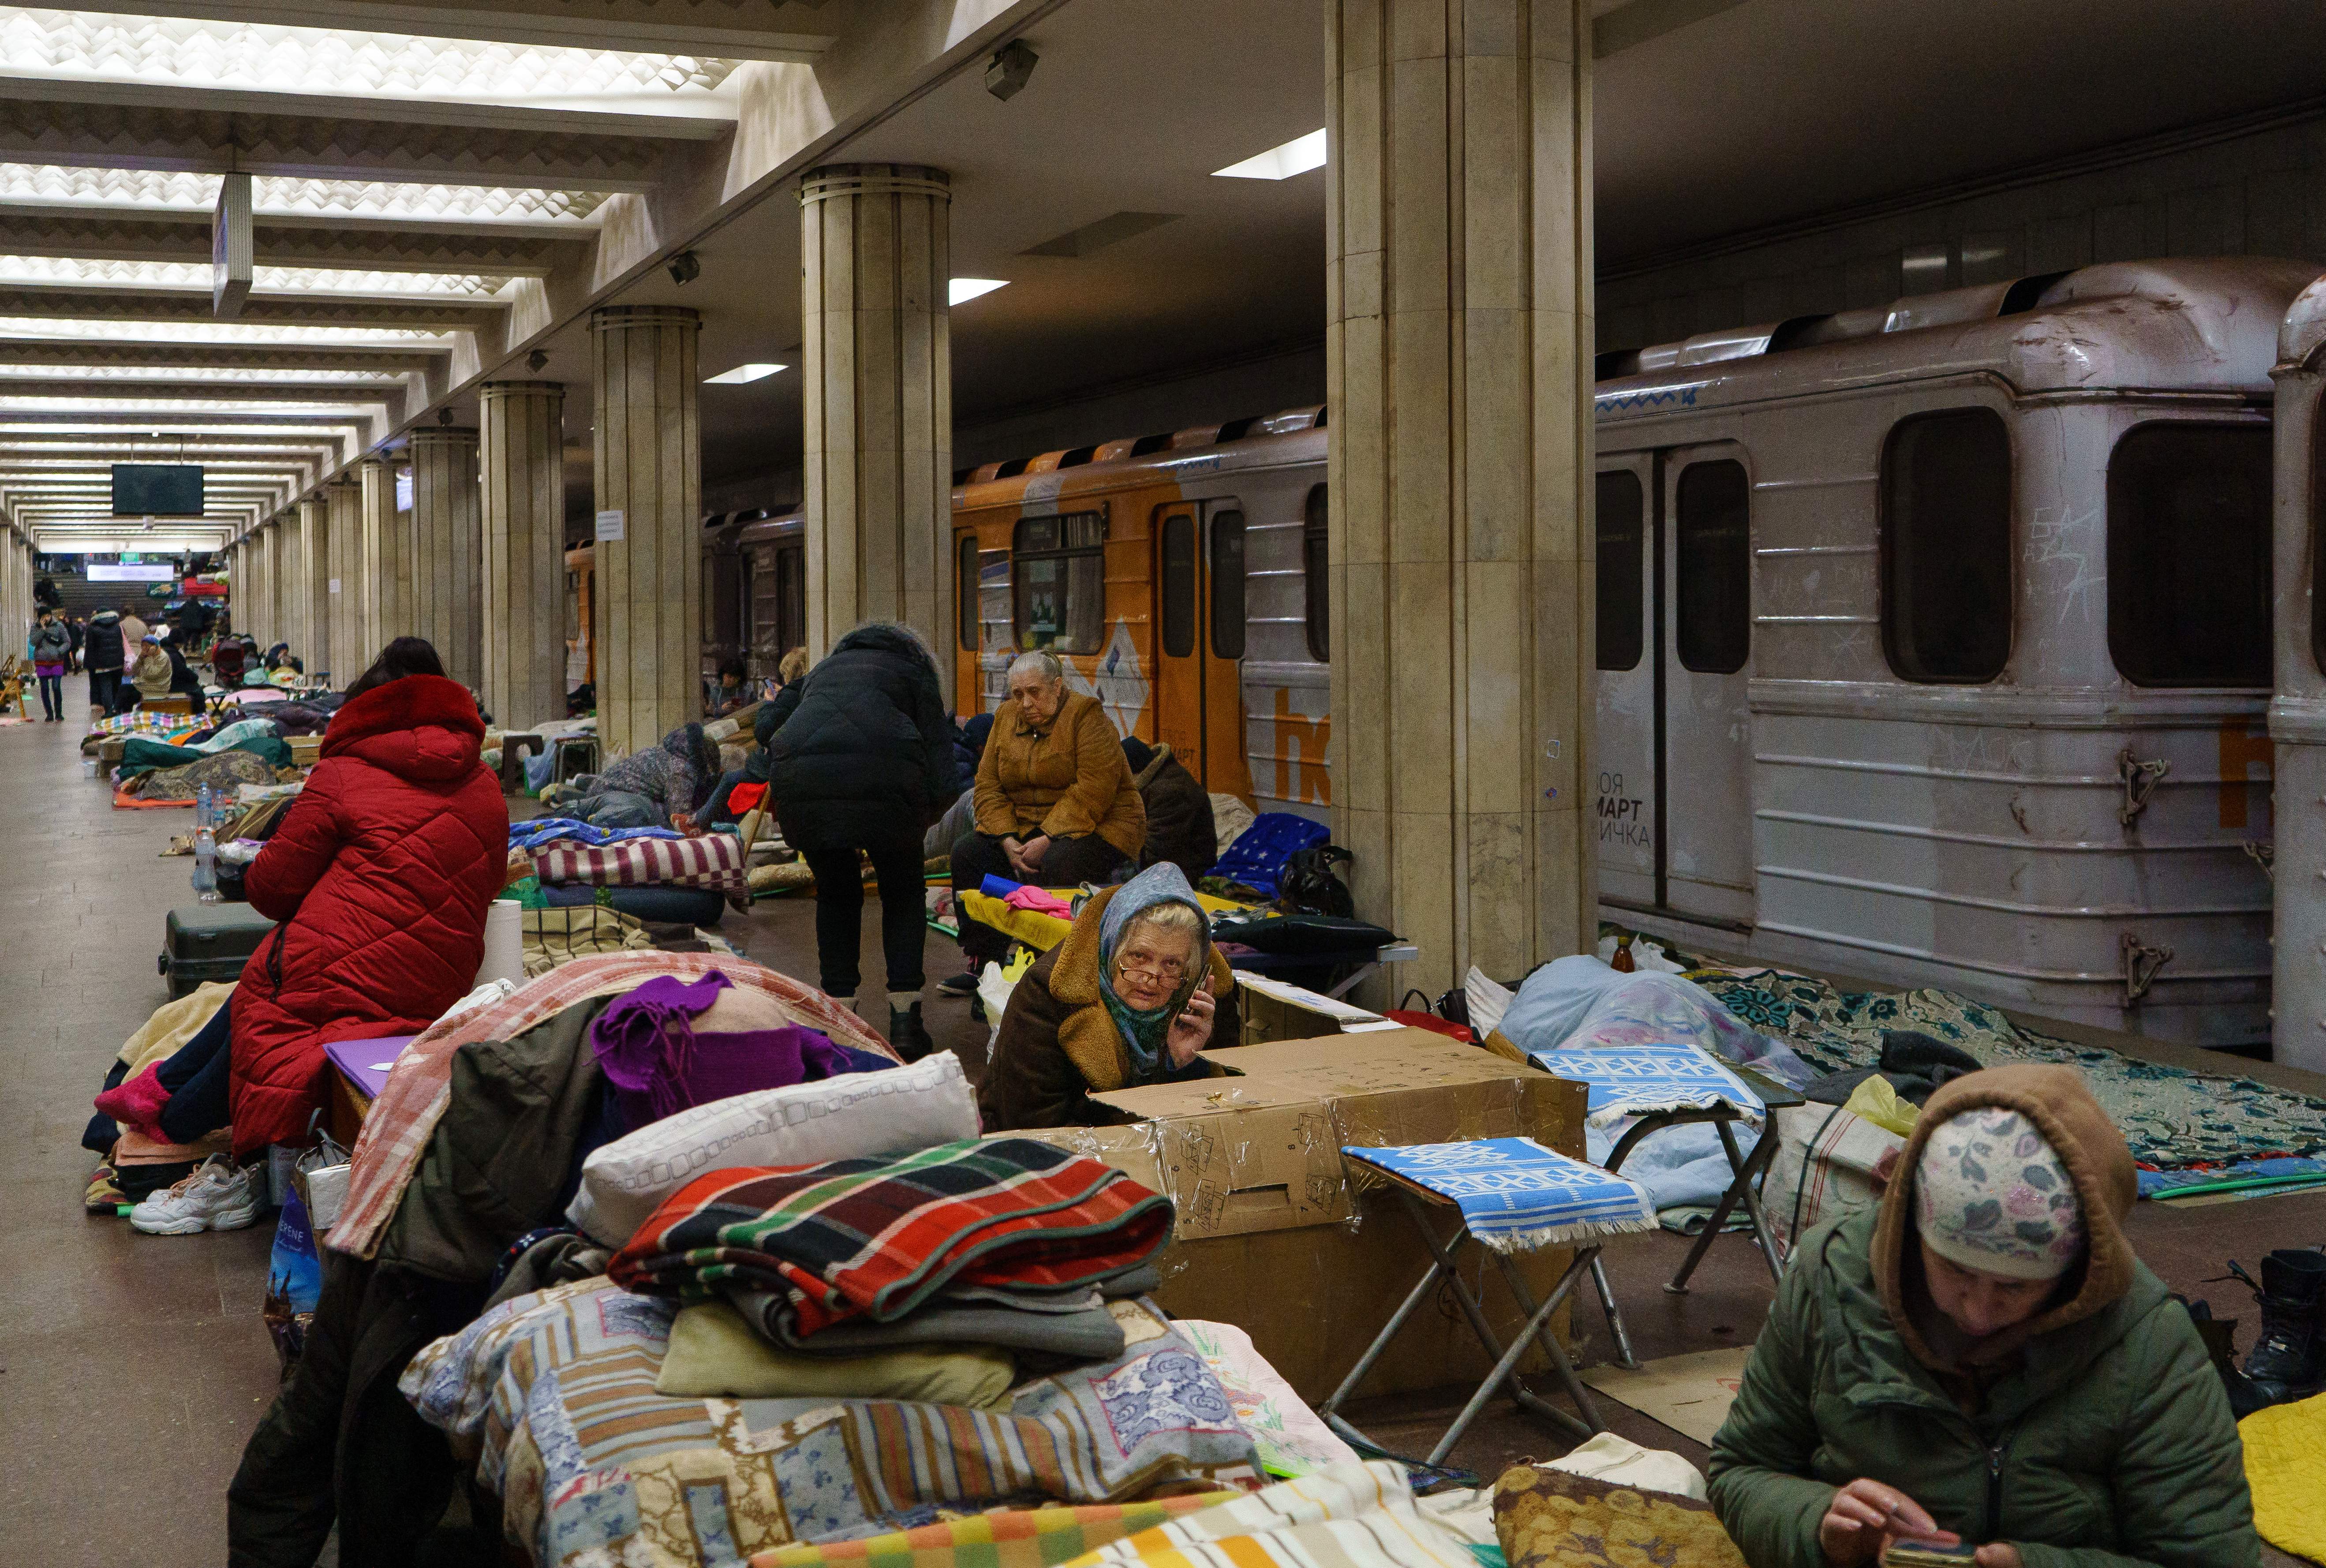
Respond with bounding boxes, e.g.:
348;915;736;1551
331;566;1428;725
978;875;1239;1131
228;674;509;1155
1707;1064;2256;1568
1126;740;1218;880
84;610;123;673
765;622;956;839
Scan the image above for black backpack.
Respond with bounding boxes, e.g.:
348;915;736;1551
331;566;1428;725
1278;843;1355;919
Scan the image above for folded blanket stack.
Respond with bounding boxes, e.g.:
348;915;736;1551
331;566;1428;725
610;1136;1174;1351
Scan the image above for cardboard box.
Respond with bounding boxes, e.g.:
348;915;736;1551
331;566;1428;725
1232;969;1402;1046
287;734;323;766
1026;1028;1588;1401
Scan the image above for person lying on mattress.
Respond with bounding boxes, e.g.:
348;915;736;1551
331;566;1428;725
1708;1066;2258;1568
977;861;1239;1130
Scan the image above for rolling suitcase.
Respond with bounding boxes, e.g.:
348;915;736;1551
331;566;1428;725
159;903;277;997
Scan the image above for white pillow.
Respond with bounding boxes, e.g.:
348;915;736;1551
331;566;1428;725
567;1052;982;1246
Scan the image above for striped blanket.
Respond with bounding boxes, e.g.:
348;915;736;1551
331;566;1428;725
749;1492;1240;1568
1060;1461;1474;1568
610;1138;1173;1339
328;954;897;1258
535;833;750;895
398;1279;1261;1567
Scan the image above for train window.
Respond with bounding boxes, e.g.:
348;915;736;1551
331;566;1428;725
1013;511;1105;655
1675;459;1751;674
1596;470;1644;670
1210;509;1247;659
2108;423;2271;687
956;535;978;652
1881;408;2012;683
1304;484;1329;661
1161;514;1196;657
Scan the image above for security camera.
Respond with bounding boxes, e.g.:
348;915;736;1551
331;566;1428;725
437;407;455;426
527;349;550;372
987;40;1037;101
667;251;702;286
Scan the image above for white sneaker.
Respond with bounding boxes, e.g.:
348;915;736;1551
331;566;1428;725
129;1155;262;1235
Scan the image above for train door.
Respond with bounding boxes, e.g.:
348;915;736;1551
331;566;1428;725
1662;445;1755;924
1151;499;1247;787
1594;444;1756;926
1593;460;1655;909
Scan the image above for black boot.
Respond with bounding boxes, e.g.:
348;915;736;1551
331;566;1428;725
888;1001;936;1063
2233;1249;2326;1404
2179;1296;2275;1421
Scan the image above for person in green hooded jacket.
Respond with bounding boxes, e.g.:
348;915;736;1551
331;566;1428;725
1708;1063;2256;1568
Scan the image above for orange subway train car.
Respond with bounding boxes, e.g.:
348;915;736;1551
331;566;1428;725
947;407;1331;820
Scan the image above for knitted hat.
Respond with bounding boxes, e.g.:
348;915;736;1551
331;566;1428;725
1914;1105;2085;1280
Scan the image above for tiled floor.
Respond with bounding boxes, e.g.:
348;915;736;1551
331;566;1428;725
7;697;2321;1565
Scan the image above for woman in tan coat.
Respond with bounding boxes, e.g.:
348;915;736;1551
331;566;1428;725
943;650;1145;992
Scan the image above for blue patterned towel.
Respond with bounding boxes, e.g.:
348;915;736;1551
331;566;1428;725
508;817;684;851
1530;1042;1764;1128
1343;1138;1657;1253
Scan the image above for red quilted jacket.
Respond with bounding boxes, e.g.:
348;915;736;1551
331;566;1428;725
229;674;509;1155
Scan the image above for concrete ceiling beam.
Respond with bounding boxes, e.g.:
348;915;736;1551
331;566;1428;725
0;212;580;277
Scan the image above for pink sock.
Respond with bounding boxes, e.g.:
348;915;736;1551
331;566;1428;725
95;1063;171;1137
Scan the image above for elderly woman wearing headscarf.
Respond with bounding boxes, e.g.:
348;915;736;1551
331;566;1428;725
977;862;1241;1131
570;721;723;831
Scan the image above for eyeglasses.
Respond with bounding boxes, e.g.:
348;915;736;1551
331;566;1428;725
1115;955;1187;985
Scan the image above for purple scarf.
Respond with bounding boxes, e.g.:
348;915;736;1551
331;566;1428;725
588;971;872;1130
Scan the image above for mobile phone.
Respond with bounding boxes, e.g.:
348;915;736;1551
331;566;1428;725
1883;1544;1978;1566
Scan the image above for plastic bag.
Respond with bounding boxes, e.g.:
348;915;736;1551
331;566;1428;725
263;1182;321;1366
1841;1073;1920;1137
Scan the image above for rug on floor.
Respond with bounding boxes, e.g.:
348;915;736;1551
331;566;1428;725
1690;969;2326;1174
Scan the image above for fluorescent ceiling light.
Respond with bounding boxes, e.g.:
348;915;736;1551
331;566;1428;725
0;255;503;297
0;164;608;224
703;362;786;385
0;9;740;117
949;278;1007;306
0;364;404;385
0;317;450;346
1212;129;1327;180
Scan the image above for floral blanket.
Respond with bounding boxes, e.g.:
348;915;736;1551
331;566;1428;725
1693;969;2326;1175
400;1279;1261;1568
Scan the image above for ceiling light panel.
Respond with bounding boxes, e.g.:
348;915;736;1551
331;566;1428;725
0;316;451;345
0;164;609;224
1212;129;1328;180
0;396;377;412
0;8;741;116
0;363;404;385
0;254;505;296
703;363;785;385
949;278;1007;306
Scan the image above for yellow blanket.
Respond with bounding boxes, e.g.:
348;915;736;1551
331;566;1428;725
960;888;1253;955
119;981;235;1073
2243;1391;2326;1564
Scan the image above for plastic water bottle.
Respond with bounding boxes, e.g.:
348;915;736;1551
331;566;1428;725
193;824;220;903
196;783;213;831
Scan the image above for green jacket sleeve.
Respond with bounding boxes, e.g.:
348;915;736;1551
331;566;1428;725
1708;1251;1841;1568
2013;1314;2258;1568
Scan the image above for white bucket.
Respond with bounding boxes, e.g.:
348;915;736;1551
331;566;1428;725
475;897;527;988
79;756;97;779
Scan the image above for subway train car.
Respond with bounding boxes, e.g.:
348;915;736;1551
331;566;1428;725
947;410;1331;811
701;509;806;682
1591;256;2306;1048
698;257;2303;1049
2270;273;2326;1071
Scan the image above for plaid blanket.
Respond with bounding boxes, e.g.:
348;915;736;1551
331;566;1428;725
329;954;897;1259
610;1137;1173;1338
534;833;749;895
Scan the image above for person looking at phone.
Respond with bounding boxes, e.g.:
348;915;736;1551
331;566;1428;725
977;861;1236;1130
1708;1067;2257;1568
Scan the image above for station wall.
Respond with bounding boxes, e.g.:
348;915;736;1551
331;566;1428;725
1600;104;2326;351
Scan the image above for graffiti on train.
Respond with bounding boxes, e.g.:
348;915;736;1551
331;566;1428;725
1597;772;1649;847
1271;687;1331;806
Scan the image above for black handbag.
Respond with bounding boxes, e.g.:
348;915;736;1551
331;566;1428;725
1277;843;1355;919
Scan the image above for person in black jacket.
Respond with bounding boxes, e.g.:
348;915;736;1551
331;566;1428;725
765;621;956;1058
1122;736;1219;881
83;606;125;716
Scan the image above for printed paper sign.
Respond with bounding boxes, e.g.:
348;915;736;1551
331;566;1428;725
595;509;626;543
328;578;341;593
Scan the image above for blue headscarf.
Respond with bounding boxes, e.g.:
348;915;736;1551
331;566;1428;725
1096;862;1213;1082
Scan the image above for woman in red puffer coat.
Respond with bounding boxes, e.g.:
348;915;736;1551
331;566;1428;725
230;638;509;1155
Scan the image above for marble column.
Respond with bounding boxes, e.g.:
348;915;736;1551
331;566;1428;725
256;521;278;647
359;456;407;651
299;495;329;675
1326;0;1596;996
324;478;363;678
799;164;952;655
480;381;568;729
590;306;701;755
411;425;482;691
